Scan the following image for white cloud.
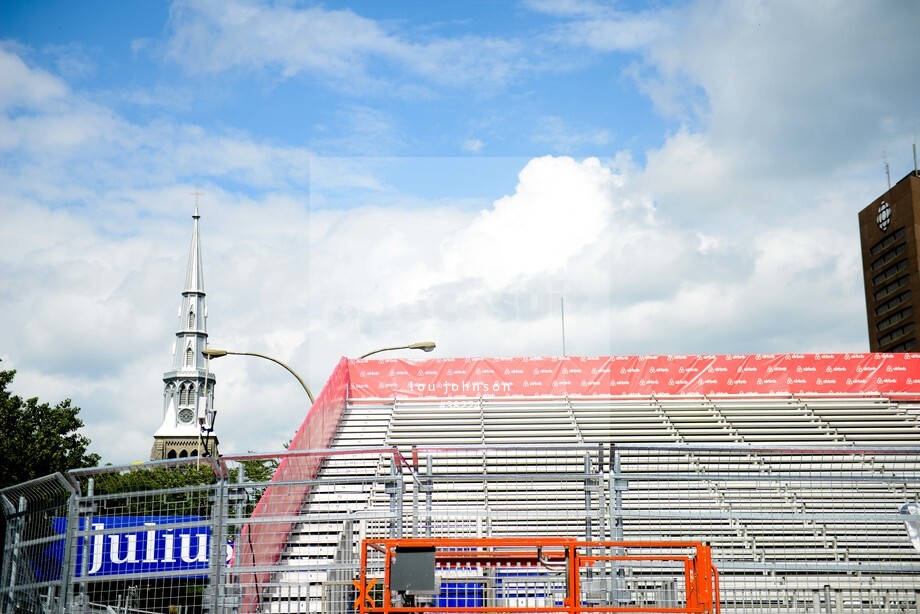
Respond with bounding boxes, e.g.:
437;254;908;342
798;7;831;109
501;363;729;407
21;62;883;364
462;138;484;154
0;44;69;114
165;0;528;93
438;157;618;288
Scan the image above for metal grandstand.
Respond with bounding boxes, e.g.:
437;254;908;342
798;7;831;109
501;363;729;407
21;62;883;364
3;354;920;613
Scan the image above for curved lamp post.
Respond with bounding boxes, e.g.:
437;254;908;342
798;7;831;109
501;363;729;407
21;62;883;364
202;348;315;403
359;341;436;360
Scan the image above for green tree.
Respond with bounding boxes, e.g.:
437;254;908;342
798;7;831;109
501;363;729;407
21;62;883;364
0;369;100;490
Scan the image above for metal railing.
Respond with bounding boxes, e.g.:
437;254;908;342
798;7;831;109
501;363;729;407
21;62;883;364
2;444;920;614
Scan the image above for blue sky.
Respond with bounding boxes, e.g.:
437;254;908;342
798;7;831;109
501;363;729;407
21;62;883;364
2;0;919;464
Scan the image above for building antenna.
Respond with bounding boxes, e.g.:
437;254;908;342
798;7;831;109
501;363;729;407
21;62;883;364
884;151;891;190
560;297;567;357
913;131;918;177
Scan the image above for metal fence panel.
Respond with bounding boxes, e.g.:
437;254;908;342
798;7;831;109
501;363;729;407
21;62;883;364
2;445;919;614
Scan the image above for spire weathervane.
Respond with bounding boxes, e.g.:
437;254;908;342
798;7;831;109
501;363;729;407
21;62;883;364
191;188;203;218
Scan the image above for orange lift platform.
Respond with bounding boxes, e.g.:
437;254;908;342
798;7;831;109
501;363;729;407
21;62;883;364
355;537;719;614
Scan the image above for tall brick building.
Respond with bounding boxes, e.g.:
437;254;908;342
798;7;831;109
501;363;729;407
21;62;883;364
858;170;920;351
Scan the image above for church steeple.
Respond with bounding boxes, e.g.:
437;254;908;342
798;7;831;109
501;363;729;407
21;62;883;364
150;201;219;460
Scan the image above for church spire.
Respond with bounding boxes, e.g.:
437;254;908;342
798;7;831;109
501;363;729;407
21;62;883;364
150;200;218;460
185;201;205;294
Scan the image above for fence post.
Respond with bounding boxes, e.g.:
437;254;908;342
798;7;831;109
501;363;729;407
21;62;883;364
424;454;433;538
59;486;81;614
4;496;26;612
77;478;93;609
207;476;229;613
386;451;404;538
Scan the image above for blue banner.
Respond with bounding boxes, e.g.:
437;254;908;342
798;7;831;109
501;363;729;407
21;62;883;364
50;516;233;578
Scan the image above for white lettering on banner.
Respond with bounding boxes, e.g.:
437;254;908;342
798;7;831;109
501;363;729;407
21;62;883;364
797;366;817;372
702;354;716;360
728;379;746;385
767;366;787;372
817;354;835;359
785;353;805;359
620;367;640;374
552;380;572;387
826;366;846;372
846;378;868;385
888;365;907;372
669;379;690;386
727;355;745;360
388;370;409;376
81;519;234;577
680;366;699;373
180;533;208;563
707;366;728;373
144;524;156;562
700;379;718;385
639;379;659;386
613;380;630;386
877;378;898;384
592;368;611;374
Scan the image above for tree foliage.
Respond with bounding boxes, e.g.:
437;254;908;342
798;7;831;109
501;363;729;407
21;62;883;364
0;369;100;490
88;465;218;516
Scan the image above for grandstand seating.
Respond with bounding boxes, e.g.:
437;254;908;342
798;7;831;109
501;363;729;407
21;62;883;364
260;393;920;613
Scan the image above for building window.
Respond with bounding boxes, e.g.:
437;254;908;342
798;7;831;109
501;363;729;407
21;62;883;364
869;227;906;256
179;383;196;407
871;242;907;271
878;322;915;347
188;309;195;329
185;347;194;367
889;338;917;352
874;276;910;301
872;259;908;286
877;306;913;332
876;291;911;317
167;450;177;459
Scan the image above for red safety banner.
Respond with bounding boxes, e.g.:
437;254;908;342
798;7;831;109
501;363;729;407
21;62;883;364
347;353;920;398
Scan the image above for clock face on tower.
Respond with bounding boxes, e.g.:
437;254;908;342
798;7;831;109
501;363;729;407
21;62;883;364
178;408;195;423
877;200;891;231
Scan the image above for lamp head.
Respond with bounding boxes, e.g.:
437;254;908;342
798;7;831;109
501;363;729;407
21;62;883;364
409;341;436;353
202;349;229;359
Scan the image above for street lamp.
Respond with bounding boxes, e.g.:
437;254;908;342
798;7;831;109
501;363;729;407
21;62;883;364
359;341;436;360
202;349;315;403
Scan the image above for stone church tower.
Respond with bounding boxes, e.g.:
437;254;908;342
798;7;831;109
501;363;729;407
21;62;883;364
150;205;219;460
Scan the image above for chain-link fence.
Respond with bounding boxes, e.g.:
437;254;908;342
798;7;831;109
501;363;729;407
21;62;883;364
3;444;920;613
